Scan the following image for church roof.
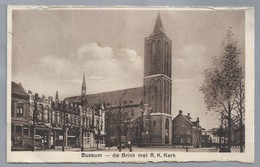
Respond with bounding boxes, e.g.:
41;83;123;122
65;87;143;107
152;13;165;35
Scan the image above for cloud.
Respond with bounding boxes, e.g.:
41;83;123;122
38;43;143;95
173;43;210;79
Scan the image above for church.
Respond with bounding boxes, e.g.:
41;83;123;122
65;14;173;146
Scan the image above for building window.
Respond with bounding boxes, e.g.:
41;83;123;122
66;113;70;125
187;129;191;134
16;107;23;117
187;138;191;143
52;111;56;124
37;105;43;122
131;109;134;116
57;112;60;124
181;138;184;143
71;114;74;125
154;120;156;126
44;109;48;122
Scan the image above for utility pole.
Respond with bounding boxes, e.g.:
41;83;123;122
62;111;65;151
81;115;85;151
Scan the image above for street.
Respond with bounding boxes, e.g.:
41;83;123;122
35;146;241;152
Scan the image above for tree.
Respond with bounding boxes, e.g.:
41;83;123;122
200;27;244;152
233;70;245;152
106;100;129;152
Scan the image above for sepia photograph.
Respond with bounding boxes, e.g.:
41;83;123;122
7;6;254;163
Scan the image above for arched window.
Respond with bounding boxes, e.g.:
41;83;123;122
150;79;156;113
157;40;161;73
164;80;167;113
156;79;161;113
151;41;157;74
16;105;23;117
144;81;150;104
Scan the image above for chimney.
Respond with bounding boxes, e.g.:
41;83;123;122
179;110;183;114
187;113;190;117
197;117;200;123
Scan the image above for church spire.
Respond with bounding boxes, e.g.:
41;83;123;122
55;90;59;105
152;13;165;35
81;72;86;97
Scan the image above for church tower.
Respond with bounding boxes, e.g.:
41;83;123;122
81;72;86;98
143;14;172;145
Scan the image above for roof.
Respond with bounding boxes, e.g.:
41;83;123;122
11;81;30;101
65;87;143;107
152;13;165;35
12;82;28;96
173;112;199;126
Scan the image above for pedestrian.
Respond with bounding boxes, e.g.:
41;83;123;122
128;141;132;152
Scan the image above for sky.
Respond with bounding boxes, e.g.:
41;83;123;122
11;8;245;129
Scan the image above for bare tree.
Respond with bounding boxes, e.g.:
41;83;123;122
200;27;244;152
106;100;129;152
233;71;245;152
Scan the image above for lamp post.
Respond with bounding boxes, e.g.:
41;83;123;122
140;109;144;147
80;99;87;152
32;93;39;151
62;111;66;152
81;114;85;152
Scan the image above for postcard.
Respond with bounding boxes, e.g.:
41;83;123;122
7;6;254;163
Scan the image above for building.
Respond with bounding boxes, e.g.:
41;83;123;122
28;91;53;149
63;73;106;149
11;82;31;150
172;110;201;148
65;14;173;146
11;79;105;150
143;13;172;146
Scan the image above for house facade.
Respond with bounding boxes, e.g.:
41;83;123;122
172;110;201;148
11;82;31;150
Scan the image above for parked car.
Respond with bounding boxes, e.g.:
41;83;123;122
117;142;127;149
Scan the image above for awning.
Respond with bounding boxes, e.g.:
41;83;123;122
67;135;76;138
52;127;63;131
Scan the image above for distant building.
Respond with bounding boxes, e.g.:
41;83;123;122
28;91;53;149
172;110;201;148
